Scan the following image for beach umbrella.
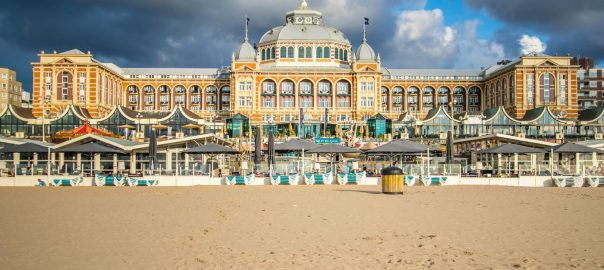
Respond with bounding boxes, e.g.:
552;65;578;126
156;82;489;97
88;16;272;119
152;124;168;130
307;144;362;154
267;131;275;174
118;124;135;129
254;126;262;172
482;143;546;154
360;142;378;151
182;143;239;154
548;143;604;154
446;130;454;164
274;139;318;152
365;140;428;154
148;129;158;171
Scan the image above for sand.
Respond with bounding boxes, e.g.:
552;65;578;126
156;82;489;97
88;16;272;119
0;185;603;269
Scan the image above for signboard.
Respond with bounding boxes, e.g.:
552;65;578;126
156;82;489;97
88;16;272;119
315;138;341;144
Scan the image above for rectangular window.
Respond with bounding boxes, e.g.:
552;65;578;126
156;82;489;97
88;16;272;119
319;97;330;108
144;95;153;104
176;95;185;104
454;96;463;104
469;96;478;104
239;81;252;91
543;74;550;102
192;95;201;103
263;97;275;107
422;96;432;104
560;74;567;105
61;72;69;100
590;81;597;88
336;82;349;95
337;97;350;107
408;96;417;104
129;96;138;103
160;95;169;104
300;97;312;108
589;69;597;78
1;83;5;90
527;74;534;105
281;97;293;108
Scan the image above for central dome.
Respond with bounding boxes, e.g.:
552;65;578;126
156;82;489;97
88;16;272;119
258;0;350;46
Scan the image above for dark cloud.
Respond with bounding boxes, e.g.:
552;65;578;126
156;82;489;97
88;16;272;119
0;0;413;92
465;0;604;61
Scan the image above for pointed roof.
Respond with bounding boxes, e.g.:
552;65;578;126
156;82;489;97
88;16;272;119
54;142;124;154
182;143;240;154
306;144;361;154
274;139;318;152
480;143;546;154
59;49;86;55
548;143;604;154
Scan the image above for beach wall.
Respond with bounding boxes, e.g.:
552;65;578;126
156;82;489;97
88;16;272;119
0;175;560;187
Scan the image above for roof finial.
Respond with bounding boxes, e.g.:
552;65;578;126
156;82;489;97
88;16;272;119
363;17;369;43
300;0;308;10
244;16;250;42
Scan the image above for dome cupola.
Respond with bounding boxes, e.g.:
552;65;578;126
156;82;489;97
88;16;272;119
234;17;256;62
355;19;377;62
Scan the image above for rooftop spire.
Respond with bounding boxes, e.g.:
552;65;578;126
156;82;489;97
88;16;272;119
363;17;369;43
300;0;308;10
244;16;250;42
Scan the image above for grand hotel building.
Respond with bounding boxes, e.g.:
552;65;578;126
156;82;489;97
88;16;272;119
31;1;579;132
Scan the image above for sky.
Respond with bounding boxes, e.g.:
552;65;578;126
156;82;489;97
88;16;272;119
0;0;603;93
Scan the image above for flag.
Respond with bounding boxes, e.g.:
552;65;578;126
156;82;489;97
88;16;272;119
364;17;370;25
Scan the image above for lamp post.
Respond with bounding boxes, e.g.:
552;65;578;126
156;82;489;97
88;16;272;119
136;113;143;133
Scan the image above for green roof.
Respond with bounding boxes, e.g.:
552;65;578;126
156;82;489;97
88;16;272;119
521;107;546;122
578;107;604;122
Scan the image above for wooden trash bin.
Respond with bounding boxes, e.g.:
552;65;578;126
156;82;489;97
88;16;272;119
381;167;404;194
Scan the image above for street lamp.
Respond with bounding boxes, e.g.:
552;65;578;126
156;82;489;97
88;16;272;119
136;113;143;133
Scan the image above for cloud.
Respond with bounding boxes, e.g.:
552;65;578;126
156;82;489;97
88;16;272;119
518;35;547;55
465;0;604;62
384;9;504;69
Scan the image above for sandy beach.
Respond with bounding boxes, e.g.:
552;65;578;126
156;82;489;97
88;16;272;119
0;185;603;269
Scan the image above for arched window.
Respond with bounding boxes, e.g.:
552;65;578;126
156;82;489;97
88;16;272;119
381;87;389;112
271;47;276;59
336;81;351;108
305;47;311;59
407;86;419;113
280;80;295;108
175;85;185;93
468;86;481;113
280;47;287;58
206;85;217;93
392;87;404;112
453;86;465;113
287;47;294;58
438;86;449;106
262;80;276;95
298;47;305;58
143;85;154;93
344;50;348;62
316;47;323;59
502;79;508;105
281;81;294;95
190;85;201;94
323;47;330;58
423;86;435;112
128;85;139;93
559;74;567;105
318;80;332;108
299;80;314;108
335;48;339;60
509;75;515;105
261;49;266;61
339;49;344;60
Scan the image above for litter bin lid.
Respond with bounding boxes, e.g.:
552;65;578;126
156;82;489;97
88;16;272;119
381;167;403;176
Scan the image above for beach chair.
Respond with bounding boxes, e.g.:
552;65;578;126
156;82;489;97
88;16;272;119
337;172;366;185
51;176;83;187
95;174;125;186
404;175;416;186
419;176;448;186
126;177;159;187
270;174;299;185
225;174;254;185
552;176;583;188
303;173;333;185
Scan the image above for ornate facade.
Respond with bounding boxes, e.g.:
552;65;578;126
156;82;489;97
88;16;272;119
31;0;579;124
